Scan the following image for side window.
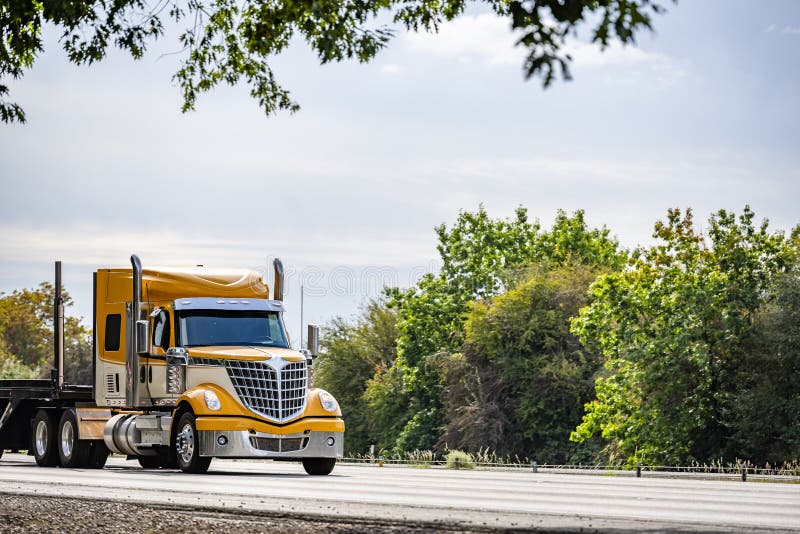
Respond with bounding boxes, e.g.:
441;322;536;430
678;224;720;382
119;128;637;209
152;310;171;351
104;314;122;352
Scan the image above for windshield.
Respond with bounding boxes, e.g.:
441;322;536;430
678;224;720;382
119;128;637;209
177;310;289;348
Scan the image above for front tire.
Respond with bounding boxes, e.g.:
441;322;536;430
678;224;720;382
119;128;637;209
174;412;211;474
302;458;336;475
58;410;91;468
31;410;58;467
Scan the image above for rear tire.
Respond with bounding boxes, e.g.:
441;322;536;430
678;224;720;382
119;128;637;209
302;458;336;475
86;441;109;469
32;410;59;467
174;412;211;474
58;410;91;468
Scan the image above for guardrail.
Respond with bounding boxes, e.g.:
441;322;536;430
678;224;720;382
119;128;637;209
340;456;800;482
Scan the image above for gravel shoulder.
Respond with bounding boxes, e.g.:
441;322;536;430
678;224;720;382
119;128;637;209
0;494;485;534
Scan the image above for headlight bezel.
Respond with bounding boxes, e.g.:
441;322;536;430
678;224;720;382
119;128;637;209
204;390;222;411
318;390;338;412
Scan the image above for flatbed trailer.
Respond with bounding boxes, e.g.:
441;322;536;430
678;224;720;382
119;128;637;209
0;262;105;464
0;381;94;457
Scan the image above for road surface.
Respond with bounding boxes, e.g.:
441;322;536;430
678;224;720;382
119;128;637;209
1;453;798;532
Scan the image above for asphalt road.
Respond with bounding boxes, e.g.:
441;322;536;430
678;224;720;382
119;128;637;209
1;453;798;532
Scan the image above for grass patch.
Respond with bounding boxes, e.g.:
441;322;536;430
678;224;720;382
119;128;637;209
446;450;475;470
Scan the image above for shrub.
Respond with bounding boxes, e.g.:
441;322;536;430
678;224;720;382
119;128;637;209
446;450;475;470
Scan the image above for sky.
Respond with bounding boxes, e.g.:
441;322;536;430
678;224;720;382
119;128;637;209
1;0;799;345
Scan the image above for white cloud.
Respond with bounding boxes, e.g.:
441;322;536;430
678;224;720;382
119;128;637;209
402;13;685;85
766;24;800;35
381;63;402;75
0;225;434;269
403;13;524;66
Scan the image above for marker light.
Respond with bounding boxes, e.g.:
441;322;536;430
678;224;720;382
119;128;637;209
204;390;221;411
319;391;338;412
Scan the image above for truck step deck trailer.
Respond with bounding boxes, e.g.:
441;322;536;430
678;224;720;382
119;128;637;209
0;256;344;474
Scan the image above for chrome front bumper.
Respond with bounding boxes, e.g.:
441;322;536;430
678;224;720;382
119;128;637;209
199;430;344;459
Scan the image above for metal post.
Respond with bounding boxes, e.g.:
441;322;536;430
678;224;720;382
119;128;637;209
636;462;642;478
53;261;64;390
300;284;304;348
531;461;538;473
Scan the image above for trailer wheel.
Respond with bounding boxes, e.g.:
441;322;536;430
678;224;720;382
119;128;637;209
58;410;91;468
31;410;59;467
86;441;109;469
302;458;336;475
175;412;211;474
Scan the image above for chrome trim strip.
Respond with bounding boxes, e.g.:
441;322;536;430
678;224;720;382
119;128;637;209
173;297;284;312
199;430;343;458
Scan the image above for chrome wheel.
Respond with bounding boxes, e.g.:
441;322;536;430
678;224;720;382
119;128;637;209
174;412;211;474
35;419;48;458
60;419;74;459
176;423;195;464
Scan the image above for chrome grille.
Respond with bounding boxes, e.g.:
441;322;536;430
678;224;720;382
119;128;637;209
226;359;307;422
249;436;308;453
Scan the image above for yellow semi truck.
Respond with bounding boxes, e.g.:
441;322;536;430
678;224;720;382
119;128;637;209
0;256;344;474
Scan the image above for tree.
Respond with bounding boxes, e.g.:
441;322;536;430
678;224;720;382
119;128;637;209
439;263;607;463
383;205;541;451
373;206;623;452
315;299;398;454
724;256;800;465
0;283;92;383
1;0;671;123
570;207;793;465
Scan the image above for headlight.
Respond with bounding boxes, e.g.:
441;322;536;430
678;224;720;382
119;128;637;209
319;391;338;412
204;390;221;411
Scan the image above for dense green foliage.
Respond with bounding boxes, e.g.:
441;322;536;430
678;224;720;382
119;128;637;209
315;299;398;454
0;284;92;383
440;264;606;463
318;205;800;466
391;208;623;452
2;0;670;122
570;207;799;465
321;206;623;454
728;260;800;465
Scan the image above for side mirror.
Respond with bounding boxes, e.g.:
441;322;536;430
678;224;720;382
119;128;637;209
135;320;149;355
307;324;319;358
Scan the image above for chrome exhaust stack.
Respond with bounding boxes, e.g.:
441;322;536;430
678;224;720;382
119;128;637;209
127;255;149;408
273;258;284;301
307;324;319;358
